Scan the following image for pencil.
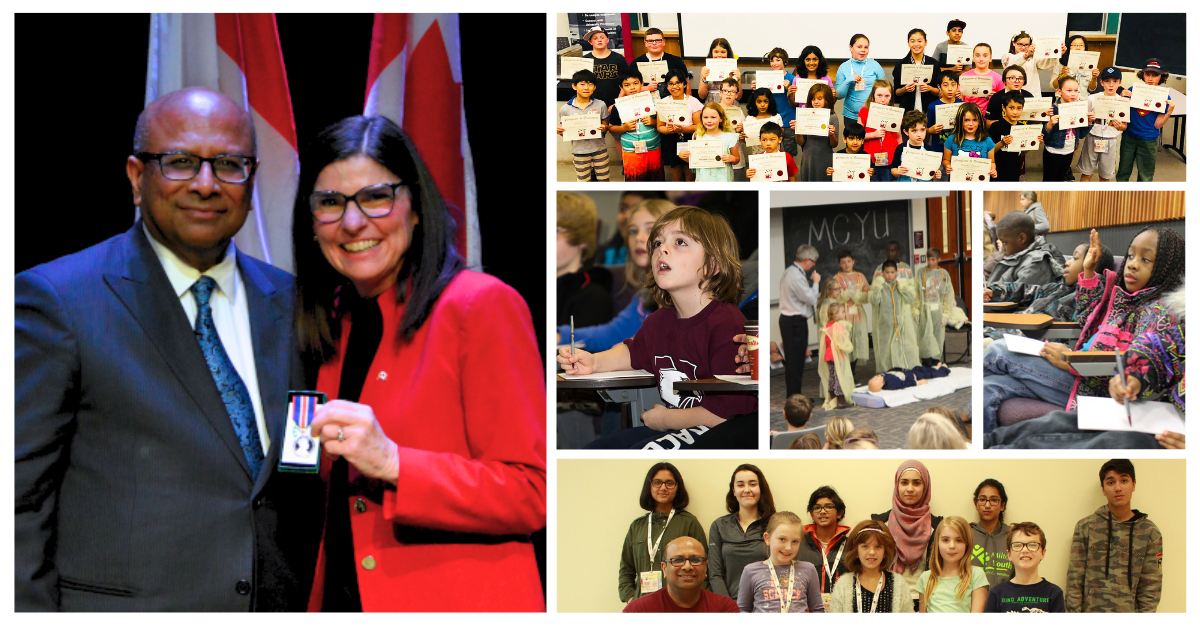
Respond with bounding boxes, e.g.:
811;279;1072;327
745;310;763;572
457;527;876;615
570;315;575;358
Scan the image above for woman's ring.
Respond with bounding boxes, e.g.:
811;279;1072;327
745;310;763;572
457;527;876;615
338;428;345;442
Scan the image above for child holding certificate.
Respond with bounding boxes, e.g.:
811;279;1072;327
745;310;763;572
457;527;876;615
1053;36;1099;94
892;29;939;114
984;65;1034;129
790;45;836;106
715;77;750;181
891;111;943;182
1080;66;1129;182
751;47;797;135
835;34;886;127
1043;75;1093;182
1000;31;1058;97
1116;59;1175;182
796;83;839;182
826;121;876;179
656;67;704;182
932;18;967;74
858;80;900;181
925;72;963;158
680;102;740;183
557;69;610;182
745;122;797;182
988;91;1042;182
608;69;664;182
742;87;794;166
942;103;997;179
697;37;741;105
960;44;1002;110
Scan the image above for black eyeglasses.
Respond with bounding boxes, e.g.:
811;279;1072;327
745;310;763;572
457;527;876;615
975;497;1003;505
651;479;677;489
137;152;257;183
1010;542;1042;551
645;38;664;44
811;505;838;513
309;182;408;224
666;556;707;566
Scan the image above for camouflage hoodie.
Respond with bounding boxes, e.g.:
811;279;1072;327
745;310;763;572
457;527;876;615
1065;505;1162;612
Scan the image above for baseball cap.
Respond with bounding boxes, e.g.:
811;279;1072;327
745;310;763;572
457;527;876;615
947;19;966;30
584;27;607;43
1099;66;1122;81
1142;58;1165;74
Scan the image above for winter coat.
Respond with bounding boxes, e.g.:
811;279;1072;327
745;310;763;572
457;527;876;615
987;236;1064;286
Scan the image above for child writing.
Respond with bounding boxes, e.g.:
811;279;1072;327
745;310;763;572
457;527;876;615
790;45;837;106
1042;75;1093;182
836;34;886;128
942;102;998;179
796;83;840;181
818;301;855;410
679;102;740;183
917;516;989;612
960;44;1003;110
1117;58;1176;181
558;206;755;448
825;121;875;179
828;522;914;612
656;67;703;182
859;79;900;181
738;511;825;613
607;68;663;182
924;71;962;159
984;522;1066;612
697;37;741;104
1080;66;1129;182
891;110;944;182
557;69;610;182
744;121;797;182
988;91;1043;182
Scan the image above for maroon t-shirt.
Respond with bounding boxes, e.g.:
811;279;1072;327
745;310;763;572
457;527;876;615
623;587;741;613
623;300;755;418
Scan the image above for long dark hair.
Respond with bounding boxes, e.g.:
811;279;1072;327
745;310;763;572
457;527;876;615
1060;35;1088;67
1117;225;1185;295
293;115;465;362
795;45;828;79
724;463;776;520
973;478;1008;524
639;462;689;512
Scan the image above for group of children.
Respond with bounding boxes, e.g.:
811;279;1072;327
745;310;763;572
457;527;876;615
776;393;970;450
560;20;1176;182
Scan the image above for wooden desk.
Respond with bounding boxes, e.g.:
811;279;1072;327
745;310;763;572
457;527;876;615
984;302;1020;313
556;375;659;427
674;379;759;393
982;313;1053;330
1065;351;1117;377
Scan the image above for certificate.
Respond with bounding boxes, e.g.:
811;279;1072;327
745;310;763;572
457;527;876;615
1017;96;1053;122
794;108;832;136
900;64;934;86
1067;50;1101;73
705;58;737;82
792;78;821;102
724;106;746;129
758;70;787;94
656;99;691;126
900;146;941;180
832;153;871;182
865;102;904;132
558;57;594;80
743;114;782;147
959;75;994;98
1058;101;1089;130
1034;37;1062;59
615;91;657;123
1002;125;1042;152
946;44;972;66
934;102;962;130
950;155;991;182
637;60;669;84
1093;95;1131;123
560;113;602;142
748;152;788;182
1130;84;1169;113
688;138;726;169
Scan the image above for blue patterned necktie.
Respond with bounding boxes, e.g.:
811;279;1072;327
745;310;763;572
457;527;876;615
192;276;264;478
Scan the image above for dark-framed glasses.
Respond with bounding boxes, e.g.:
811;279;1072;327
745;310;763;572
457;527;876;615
309;182;407;224
976;497;1003;505
651;479;677;489
645;37;664;44
1010;542;1042;551
137;152;257;183
811;505;838;513
666;556;707;566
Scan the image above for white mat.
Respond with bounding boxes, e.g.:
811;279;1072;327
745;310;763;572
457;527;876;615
852;367;973;408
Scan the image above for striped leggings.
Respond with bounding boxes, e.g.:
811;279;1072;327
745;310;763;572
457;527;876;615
573;148;611;182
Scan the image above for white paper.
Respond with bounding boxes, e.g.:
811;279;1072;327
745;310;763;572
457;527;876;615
1003;333;1045;356
794;107;832;136
713;374;754;384
1002;125;1042;152
1067;50;1101;73
950;155;991;182
615;91;657;123
705;58;737;82
934;102;962;129
1017;96;1053;122
792;78;822;103
1130;84;1169;113
1093;95;1131;123
742;114;782;147
688;138;726;169
1076;396;1186;435
833;153;872;182
959;75;994;98
637;60;669;85
1058;101;1089;130
723;106;745;128
559;57;595;80
1034;37;1062;59
559;369;654;380
748;151;788;182
561;112;603;142
946;44;973;66
757;70;787;94
900;64;934;87
655;99;691;126
865;102;904;132
900;146;941;180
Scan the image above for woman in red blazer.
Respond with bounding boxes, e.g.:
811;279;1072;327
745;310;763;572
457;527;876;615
292;116;546;611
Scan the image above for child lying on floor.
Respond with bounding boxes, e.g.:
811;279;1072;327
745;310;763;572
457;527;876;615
867;363;951;392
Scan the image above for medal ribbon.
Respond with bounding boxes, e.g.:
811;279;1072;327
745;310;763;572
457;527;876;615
764;559;795;613
292;394;315;429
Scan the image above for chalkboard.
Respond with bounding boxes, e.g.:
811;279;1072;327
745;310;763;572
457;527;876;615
1066;13;1104;35
781;200;911;285
1115;14;1185;76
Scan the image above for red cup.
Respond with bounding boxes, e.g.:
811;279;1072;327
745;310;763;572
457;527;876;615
743;321;759;380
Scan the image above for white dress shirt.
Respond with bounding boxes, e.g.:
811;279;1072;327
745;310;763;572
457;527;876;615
778;262;818;318
143;225;269;453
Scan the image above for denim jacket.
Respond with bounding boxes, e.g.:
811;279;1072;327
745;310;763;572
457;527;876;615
1043;102;1093;149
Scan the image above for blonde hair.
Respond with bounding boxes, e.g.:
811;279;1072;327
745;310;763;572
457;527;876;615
765;511;804;536
870;79;895;106
696;101;734;135
924;516;974;601
824;416;854;449
623;198;677;290
907;413;968;449
644;206;744;308
556;192;598;265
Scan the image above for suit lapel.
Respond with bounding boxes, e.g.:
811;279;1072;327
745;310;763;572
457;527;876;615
240;255;290;496
104;226;253;479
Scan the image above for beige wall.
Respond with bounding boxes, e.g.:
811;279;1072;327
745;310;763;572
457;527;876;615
558;458;1185;613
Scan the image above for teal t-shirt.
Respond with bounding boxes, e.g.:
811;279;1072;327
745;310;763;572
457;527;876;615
916;566;989;613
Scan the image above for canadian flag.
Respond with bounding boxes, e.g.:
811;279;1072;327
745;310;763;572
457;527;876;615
364;13;479;270
144;13;299;271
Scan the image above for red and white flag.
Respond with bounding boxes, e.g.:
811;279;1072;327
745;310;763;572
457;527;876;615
145;13;299;272
364;13;479;269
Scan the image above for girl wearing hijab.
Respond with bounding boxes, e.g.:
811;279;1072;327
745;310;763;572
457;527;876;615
871;460;943;612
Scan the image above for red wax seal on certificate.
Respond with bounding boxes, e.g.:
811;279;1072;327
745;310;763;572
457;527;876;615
922;77;929;83
1119;112;1126;118
1030;140;1036;146
1155;102;1162;108
776;84;782;90
777;170;784;176
858;172;866;179
977;175;985;181
1088;64;1094;69
714;155;721;161
678;115;686;122
1079;117;1085;124
589;130;596;135
983;89;990;95
890;122;897;128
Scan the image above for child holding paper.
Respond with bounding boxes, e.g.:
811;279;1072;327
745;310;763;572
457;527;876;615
916;516;989;613
1116;58;1176;182
656;67;704;182
1080;67;1129;182
796;83;839;182
891;111;942;182
932;18;967;74
558;206;755;448
960;44;1003;110
608;69;664;182
697;37;741;105
742;87;793;166
858;79;900;182
835;34;886;127
680;102;739;183
988;91;1042;182
942;102;997;179
716;77;749;181
1042;75;1093;182
790;45;836;107
1000;31;1058;97
744;121;797;182
825;121;875;179
924;72;962;158
1053;35;1099;94
557;69;610;182
984;65;1034;128
751;48;797;135
892;28;940;114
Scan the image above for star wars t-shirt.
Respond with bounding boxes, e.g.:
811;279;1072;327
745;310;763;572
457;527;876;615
984;578;1066;613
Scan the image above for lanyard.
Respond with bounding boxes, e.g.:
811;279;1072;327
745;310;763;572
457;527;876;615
820;539;845;589
647;509;676;564
764;560;796;613
855;572;885;613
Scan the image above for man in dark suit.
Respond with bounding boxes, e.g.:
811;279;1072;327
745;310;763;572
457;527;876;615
15;87;323;611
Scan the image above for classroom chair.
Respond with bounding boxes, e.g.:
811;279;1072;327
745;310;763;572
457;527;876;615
771;425;826;449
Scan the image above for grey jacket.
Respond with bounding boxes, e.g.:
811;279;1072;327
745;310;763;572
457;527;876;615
987;236;1064;286
1023;202;1050;236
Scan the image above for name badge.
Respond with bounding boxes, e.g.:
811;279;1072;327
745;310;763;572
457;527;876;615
639;570;663;594
873;152;890;166
822;592;833;608
855;78;866;91
1094;139;1109;153
278;391;327;473
634;139;648;154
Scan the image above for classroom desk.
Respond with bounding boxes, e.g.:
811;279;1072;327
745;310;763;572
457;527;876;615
673;379;760;393
556;375;659;427
983;302;1020;313
1065;351;1117;377
984;313;1083;341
